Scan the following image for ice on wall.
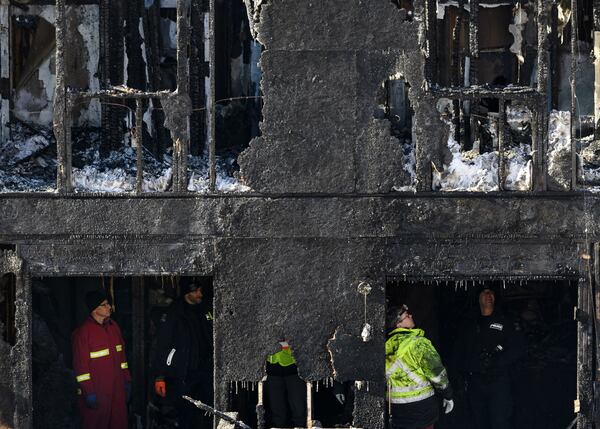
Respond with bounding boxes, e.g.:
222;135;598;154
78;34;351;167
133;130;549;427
547;110;571;188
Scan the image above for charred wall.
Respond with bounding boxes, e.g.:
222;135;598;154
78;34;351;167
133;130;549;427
0;193;592;428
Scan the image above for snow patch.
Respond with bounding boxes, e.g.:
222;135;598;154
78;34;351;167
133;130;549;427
433;124;500;192
547;110;571;188
504;144;532;191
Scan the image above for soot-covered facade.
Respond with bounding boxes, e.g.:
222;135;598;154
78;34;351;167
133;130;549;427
0;0;600;428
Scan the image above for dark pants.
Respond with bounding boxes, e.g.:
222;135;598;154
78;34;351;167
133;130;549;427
168;374;213;429
468;376;512;429
266;374;306;428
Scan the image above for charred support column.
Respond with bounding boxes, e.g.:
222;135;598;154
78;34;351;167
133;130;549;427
4;252;31;427
571;0;579;189
209;0;216;191
424;0;437;81
173;0;192;192
54;0;72;193
595;31;600;139
0;4;9;144
594;0;600;139
577;247;594;429
535;0;549;191
593;243;600;414
467;0;479;146
131;278;146;421
550;3;559;109
134;99;144;194
497;99;506;191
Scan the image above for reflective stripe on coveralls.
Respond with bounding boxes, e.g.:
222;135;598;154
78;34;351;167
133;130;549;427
76;373;91;382
90;348;110;358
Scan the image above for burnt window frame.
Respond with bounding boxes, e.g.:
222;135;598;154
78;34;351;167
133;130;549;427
422;0;553;192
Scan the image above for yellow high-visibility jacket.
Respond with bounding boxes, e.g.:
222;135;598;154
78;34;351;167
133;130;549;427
385;327;451;404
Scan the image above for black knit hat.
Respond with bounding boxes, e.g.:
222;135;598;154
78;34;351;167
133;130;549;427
180;279;202;295
85;290;109;313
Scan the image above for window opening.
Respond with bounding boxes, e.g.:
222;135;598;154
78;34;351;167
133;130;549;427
432;97;533;191
0;0;261;194
391;0;414;22
433;1;538;88
32;275;214;429
214;0;262;192
385;278;577;429
376;75;416;191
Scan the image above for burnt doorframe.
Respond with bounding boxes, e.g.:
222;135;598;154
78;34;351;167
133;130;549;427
0;248;30;429
384;272;594;429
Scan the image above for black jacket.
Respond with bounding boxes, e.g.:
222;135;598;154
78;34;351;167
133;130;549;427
454;310;525;378
151;298;213;379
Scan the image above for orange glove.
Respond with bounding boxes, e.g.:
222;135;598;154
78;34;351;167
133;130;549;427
154;379;166;397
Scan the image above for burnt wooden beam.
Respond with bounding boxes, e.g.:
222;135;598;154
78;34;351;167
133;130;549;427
571;0;579;190
209;0;216;190
577;245;594;429
53;0;72;193
130;277;146;421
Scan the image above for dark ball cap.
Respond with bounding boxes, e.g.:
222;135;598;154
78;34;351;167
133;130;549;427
85;290;109;313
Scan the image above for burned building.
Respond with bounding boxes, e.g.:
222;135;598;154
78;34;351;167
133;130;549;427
0;0;598;428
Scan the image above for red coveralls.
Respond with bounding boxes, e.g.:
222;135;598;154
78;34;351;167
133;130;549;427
72;317;131;429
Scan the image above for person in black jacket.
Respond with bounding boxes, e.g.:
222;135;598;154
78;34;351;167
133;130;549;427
454;287;525;429
151;280;213;429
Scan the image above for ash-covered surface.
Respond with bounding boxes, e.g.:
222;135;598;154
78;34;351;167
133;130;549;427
547;110;572;190
0;125;249;193
432;104;533;192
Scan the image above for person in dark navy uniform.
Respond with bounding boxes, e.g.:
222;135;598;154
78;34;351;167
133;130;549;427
454;287;525;429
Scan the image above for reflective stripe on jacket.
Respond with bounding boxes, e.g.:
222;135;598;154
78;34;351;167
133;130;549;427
385;328;450;404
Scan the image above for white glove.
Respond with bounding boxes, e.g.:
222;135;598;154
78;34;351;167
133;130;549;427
335;393;345;405
443;398;454;414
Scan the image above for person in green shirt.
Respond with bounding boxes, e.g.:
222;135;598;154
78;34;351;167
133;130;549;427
266;340;306;427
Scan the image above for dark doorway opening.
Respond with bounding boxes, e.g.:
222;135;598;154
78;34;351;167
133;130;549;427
0;273;16;346
386;278;577;429
31;275;214;429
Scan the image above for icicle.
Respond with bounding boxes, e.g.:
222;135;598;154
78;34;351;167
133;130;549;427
367;381;370;392
236;381;239;395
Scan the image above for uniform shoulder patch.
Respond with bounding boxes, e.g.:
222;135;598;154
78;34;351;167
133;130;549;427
490;323;503;331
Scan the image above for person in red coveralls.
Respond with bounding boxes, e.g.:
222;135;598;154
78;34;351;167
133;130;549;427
72;290;131;429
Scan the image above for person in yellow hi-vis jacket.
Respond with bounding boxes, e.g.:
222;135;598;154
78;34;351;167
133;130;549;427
266;341;306;427
386;305;454;429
